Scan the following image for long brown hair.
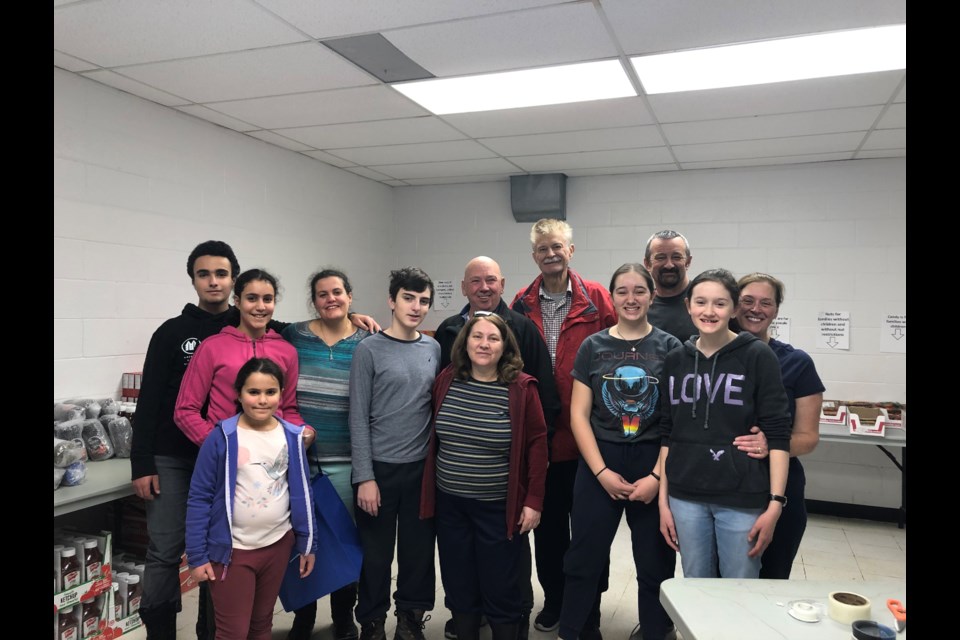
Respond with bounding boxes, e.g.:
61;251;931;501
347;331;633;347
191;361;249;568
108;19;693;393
450;313;524;384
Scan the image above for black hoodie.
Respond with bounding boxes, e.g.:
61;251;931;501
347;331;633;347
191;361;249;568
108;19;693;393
659;332;791;509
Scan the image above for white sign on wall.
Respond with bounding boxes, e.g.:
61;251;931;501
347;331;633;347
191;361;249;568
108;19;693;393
768;317;790;344
880;313;906;353
816;310;850;350
434;279;455;310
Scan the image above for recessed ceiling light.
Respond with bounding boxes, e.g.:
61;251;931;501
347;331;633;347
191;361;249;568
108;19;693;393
392;59;636;115
631;24;906;94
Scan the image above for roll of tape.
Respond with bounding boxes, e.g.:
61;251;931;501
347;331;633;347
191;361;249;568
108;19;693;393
827;591;871;624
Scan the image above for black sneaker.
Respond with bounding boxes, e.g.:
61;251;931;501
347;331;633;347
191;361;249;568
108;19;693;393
360;617;387;640
533;609;560;632
394;609;431;640
444;618;457;640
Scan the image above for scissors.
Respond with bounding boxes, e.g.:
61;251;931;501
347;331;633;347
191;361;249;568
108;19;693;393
886;598;906;633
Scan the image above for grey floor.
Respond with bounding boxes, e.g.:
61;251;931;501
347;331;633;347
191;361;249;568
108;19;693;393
128;513;906;640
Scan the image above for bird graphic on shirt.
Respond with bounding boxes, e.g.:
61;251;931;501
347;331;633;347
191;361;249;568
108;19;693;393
601;365;659;437
251;445;289;496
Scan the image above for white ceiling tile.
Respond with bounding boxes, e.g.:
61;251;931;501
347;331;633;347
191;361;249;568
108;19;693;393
856;149;905;159
602;0;906;55
402;175;511;186
860;129;906;150
207;86;429;129
369;158;519;180
673;132;865;162
175;105;260;132
564;164;679;177
81;70;192;106
280;117;466;149
876;103;905;129
384;3;617;77
255;0;565;39
344;167;396;182
649;71;905;122
54;0;306;67
481;126;664;156
442;97;654;138
662;107;882;145
54;51;98;72
680;153;853;170
246;130;314;152
330;140;497;165
301;150;356;168
117;43;376;103
512;148;675;171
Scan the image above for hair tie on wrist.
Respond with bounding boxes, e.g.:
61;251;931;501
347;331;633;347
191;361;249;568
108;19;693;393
650;471;661;482
595;466;607;478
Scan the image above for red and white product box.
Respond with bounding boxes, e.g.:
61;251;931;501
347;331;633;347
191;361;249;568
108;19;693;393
819;401;848;425
849;407;888;437
54;531;114;638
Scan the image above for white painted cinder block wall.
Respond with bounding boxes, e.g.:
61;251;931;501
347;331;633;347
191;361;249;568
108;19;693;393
54;68;906;509
394;160;906;509
54;68;395;400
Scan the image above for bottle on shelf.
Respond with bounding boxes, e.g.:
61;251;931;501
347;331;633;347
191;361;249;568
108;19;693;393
60;547;81;591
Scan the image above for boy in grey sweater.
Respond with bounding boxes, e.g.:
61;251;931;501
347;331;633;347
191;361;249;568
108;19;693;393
350;267;440;640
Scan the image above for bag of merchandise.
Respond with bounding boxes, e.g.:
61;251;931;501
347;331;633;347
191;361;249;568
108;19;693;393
54;419;85;441
54;467;66;490
53;403;85;422
98;398;120;416
62;461;87;486
54;438;86;468
81;418;115;461
107;416;133;458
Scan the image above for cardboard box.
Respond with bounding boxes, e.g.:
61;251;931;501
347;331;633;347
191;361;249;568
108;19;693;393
849;406;888;437
820;401;848;425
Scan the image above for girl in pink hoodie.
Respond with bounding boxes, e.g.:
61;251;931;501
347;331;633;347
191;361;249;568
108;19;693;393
175;269;312;446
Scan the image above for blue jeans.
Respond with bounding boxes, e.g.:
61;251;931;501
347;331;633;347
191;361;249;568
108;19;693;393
668;496;762;578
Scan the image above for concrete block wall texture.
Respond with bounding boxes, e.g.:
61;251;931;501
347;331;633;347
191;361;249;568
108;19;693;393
55;69;905;508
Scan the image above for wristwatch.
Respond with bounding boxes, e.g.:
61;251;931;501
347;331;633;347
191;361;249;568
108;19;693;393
769;493;788;507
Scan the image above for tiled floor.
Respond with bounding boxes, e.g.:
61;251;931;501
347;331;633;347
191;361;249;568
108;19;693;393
127;514;905;639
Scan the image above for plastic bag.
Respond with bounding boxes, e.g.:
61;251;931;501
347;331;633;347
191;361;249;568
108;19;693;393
54;438;86;468
54;467;66;490
81;418;115;461
72;439;89;463
98;398;120;416
62;461;87;486
107;416;133;458
53;403;84;422
84;401;102;419
54;419;84;441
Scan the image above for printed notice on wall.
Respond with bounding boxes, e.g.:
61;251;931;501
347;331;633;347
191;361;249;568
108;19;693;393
768;317;790;345
816;310;850;350
880;313;906;353
434;279;455;310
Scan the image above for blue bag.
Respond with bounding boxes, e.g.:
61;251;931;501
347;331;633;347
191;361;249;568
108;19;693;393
278;472;363;612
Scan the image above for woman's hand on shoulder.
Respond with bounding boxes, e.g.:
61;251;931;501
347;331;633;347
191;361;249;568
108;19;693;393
350;313;381;333
302;426;316;449
518;506;541;534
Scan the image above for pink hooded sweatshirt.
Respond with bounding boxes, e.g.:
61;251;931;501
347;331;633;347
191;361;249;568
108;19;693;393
174;325;308;446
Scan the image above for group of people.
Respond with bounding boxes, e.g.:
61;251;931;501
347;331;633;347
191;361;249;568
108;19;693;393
129;220;824;640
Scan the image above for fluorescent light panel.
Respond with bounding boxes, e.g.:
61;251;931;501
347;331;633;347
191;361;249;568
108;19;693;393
632;24;906;94
392;60;635;115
